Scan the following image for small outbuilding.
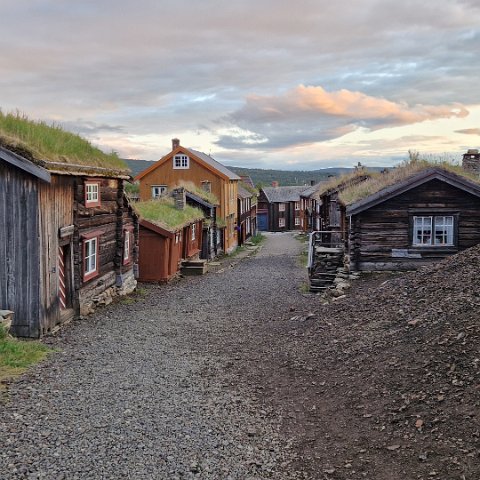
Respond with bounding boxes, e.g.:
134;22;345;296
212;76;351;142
136;189;204;282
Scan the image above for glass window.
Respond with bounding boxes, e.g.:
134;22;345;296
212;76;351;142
85;182;100;206
173;155;189;169
84;238;97;276
278;203;285;212
413;216;454;246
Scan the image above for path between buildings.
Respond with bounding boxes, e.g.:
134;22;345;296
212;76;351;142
0;232;311;480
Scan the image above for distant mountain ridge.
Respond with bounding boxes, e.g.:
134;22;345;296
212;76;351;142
125;159;387;187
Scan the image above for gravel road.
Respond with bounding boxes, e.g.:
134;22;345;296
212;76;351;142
0;232;309;480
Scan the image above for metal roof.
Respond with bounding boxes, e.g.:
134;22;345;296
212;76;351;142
261;185;309;203
189;149;240;180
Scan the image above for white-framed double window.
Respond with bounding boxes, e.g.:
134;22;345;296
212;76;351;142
173;154;189;169
191;223;196;241
279;218;285;228
278;203;285;212
152;185;168;199
295;202;300;211
295;217;301;226
413;215;454;246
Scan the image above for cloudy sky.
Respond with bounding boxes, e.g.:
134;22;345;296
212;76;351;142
1;0;480;170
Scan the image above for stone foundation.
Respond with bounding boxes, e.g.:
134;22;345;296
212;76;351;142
79;269;137;316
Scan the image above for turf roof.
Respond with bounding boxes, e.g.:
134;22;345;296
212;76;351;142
0;111;129;175
339;160;480;206
135;198;204;231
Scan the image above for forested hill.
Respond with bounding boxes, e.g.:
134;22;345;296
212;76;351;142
229;166;387;187
125;159;387;187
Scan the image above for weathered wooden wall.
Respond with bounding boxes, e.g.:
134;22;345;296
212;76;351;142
350;180;480;271
0;162;41;337
38;175;75;334
183;220;202;259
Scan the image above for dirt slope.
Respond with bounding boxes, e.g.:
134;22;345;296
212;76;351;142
251;244;480;479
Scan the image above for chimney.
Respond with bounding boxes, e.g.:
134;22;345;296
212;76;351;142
172;187;186;210
462;149;480;174
172;138;180;150
272;181;279;188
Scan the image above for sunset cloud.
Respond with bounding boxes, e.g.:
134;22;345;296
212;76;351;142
217;86;468;149
455;128;480;135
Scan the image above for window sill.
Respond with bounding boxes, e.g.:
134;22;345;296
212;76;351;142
83;270;99;282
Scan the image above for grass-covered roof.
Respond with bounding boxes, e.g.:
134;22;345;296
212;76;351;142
0;111;129;175
135;198;204;232
339;159;480;206
174;180;219;205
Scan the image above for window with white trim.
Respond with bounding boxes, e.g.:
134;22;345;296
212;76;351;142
279;218;285;228
278;203;285;212
151;185;168;198
295;217;301;226
191;223;196;241
413;215;454;246
85;181;100;207
123;230;131;264
295;202;300;210
173;154;189;169
84;237;98;279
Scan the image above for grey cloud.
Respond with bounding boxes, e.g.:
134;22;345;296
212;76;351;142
455;128;480;135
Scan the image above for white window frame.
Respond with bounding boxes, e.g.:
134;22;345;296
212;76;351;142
173;154;189;169
85;182;100;207
295;217;301;226
413;215;454;246
191;223;196;241
279;218;285;228
84;237;98;278
151;185;168;199
123;231;130;263
278;203;285;212
295;202;300;211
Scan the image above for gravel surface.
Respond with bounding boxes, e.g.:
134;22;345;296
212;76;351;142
0;232;309;480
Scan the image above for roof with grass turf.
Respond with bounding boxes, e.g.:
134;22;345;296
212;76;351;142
174;180;219;205
135;198;204;232
342;159;480;214
0;111;130;177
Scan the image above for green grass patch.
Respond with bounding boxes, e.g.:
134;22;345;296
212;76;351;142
0;328;52;389
0;110;128;172
135;198;204;230
248;233;265;245
175;180;219;205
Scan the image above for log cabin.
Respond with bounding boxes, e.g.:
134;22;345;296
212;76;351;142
135;139;240;253
0;114;138;337
315;151;480;272
237;185;257;246
135;188;204;282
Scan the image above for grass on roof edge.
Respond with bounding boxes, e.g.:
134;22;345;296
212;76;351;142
0;110;128;171
339;158;480;206
135;198;205;230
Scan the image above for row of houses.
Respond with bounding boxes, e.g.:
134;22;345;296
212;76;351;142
255;150;480;274
0;117;257;338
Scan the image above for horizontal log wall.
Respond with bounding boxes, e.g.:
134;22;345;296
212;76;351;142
351;179;480;270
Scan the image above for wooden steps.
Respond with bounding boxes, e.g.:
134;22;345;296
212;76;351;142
180;259;208;276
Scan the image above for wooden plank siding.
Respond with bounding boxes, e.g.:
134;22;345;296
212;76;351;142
349;179;480;271
0;162;42;337
37;175;75;334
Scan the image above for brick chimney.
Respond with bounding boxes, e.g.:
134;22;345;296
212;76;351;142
172;138;180;150
462;149;480;174
172;187;186;210
272;181;279;188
